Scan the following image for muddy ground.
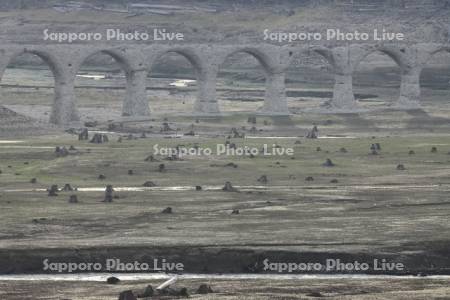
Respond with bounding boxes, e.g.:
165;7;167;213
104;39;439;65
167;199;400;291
0;66;450;299
0;110;450;275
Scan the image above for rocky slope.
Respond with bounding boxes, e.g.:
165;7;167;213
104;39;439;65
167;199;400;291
0;105;57;137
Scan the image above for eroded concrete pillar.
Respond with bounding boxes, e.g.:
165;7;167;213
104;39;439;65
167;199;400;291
123;69;150;117
262;71;289;114
396;67;421;109
195;65;219;114
332;73;356;109
329;45;358;110
0;60;9;108
50;75;79;126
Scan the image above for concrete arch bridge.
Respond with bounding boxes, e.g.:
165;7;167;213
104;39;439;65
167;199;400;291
0;43;448;125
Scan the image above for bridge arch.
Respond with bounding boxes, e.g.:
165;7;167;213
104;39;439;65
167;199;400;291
419;47;450;109
0;48;63;80
353;46;405;71
74;48;136;120
148;47;205;76
427;46;450;62
218;46;277;75
146;47;206;115
216;47;281;113
0;48;64;123
284;47;336;113
352;47;403;108
299;47;341;71
75;48;136;74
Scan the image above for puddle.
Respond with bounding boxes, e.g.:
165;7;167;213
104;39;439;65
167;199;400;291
3;186;230;193
76;74;106;80
169;79;196;88
90;130;120;135
0;273;448;282
90;130;189;138
318;135;358;139
0;146;55;149
2;184;447;193
246;136;357;139
0;141;24;144
246;136;298;139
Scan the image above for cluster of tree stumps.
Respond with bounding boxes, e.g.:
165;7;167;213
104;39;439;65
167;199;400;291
114;276;214;300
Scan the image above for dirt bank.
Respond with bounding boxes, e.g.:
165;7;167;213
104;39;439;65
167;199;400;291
1;241;449;275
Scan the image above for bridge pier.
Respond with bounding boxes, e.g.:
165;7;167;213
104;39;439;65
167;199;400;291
395;67;422;109
123;69;150;117
331;73;356;109
50;75;79;125
327;46;359;111
261;71;289;114
195;67;220;114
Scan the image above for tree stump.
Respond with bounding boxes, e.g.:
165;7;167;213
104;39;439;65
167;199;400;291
257;175;268;184
306;125;318;139
104;185;114;202
48;185;59;197
222;181;238;192
161;207;173;214
78;128;89;141
90;134;108;144
62;184;73;191
323;158;335;167
69;195;78;203
118;290;136;300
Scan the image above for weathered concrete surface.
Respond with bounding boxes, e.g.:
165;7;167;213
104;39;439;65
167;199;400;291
0;43;448;125
396;67;422;109
329;46;358;110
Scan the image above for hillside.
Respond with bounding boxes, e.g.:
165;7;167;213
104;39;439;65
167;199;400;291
0;0;449;45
